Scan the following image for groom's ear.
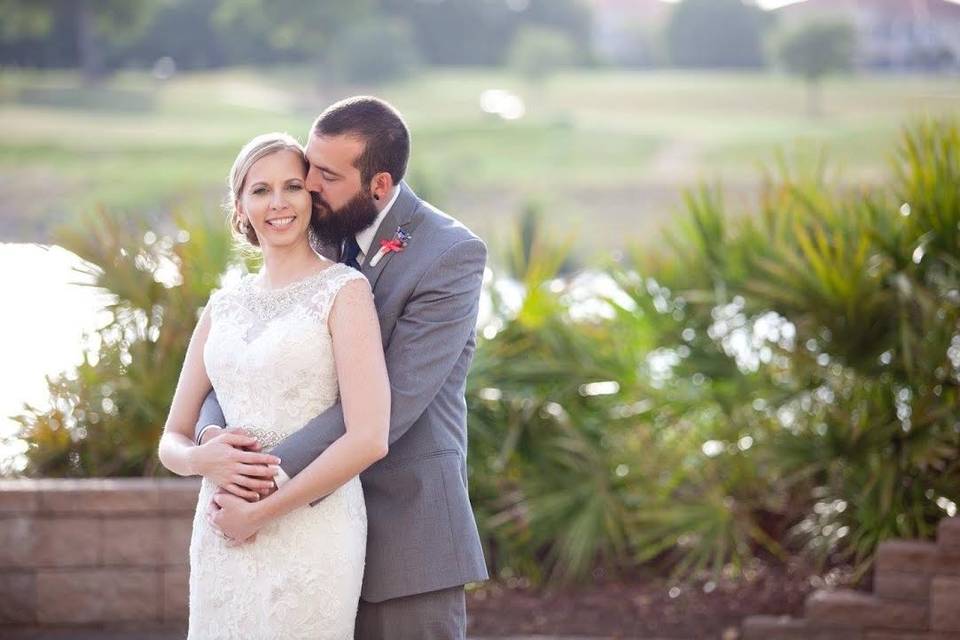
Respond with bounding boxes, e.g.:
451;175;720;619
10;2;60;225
370;171;394;203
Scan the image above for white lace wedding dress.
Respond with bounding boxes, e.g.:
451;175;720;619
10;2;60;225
188;263;368;640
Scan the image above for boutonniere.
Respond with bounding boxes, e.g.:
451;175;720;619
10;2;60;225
369;227;411;267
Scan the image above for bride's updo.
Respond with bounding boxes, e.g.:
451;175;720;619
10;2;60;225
227;132;307;247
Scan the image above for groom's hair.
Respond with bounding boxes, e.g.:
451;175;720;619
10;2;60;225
312;96;410;187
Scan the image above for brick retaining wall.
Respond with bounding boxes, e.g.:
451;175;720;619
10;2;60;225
0;478;199;632
2;479;957;637
743;518;960;640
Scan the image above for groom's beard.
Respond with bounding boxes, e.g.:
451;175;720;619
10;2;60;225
310;188;380;246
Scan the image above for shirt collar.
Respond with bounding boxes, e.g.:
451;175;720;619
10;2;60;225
356;185;400;257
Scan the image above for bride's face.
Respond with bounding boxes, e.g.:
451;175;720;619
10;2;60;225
237;149;311;250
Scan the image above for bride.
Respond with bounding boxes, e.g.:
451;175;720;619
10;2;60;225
158;132;390;639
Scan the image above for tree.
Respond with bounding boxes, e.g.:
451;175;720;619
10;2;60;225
325;19;420;85
775;19;856;117
665;0;769;69
0;0;54;40
0;0;157;80
106;0;228;71
508;26;577;84
212;0;375;66
377;0;591;67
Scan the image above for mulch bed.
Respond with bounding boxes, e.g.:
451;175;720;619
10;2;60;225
466;560;857;639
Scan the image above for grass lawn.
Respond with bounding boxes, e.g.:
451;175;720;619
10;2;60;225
1;66;957;254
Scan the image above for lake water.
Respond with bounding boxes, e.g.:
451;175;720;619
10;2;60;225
0;243;110;473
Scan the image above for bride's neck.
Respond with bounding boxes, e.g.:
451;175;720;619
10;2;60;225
259;240;320;289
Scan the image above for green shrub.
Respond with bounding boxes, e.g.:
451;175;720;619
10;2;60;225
13;207;235;476
12;119;959;587
468;119;959;583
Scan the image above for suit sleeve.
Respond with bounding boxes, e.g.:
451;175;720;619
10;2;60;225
268;236;487;483
193;390;227;443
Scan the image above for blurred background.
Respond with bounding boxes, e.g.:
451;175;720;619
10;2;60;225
1;0;959;636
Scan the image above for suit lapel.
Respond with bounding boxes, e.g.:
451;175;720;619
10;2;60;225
362;182;421;291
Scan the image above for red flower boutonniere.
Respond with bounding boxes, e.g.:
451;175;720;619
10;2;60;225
369;227;411;267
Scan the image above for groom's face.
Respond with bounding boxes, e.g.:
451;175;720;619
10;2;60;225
305;133;380;245
305;133;366;211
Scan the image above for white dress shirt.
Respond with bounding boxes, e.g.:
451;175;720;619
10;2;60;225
353;185;401;266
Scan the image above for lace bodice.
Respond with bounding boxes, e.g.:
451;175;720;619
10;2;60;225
203;262;367;447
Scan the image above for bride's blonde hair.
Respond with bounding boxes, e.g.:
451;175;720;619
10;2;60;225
227;132;308;247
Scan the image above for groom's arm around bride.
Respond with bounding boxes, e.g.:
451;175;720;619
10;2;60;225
195;97;488;638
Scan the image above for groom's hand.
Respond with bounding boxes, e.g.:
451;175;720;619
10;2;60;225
258;480;279;499
206;460;278;543
207;487;259;546
209;488;264;544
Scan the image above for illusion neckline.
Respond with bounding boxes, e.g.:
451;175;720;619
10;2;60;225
246;262;344;295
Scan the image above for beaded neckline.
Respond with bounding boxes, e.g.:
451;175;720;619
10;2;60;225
237;264;349;325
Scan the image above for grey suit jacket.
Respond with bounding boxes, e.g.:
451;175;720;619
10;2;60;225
196;182;489;602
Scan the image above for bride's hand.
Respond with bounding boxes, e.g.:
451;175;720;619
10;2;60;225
191;427;281;500
211;490;264;543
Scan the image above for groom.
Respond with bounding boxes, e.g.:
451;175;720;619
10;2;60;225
195;96;489;638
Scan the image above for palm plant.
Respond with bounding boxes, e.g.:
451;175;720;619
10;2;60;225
14;206;236;476
13;119;958;588
470;204;789;584
742;122;958;570
612;188;794;580
648;119;960;572
469;118;959;585
468;207;642;583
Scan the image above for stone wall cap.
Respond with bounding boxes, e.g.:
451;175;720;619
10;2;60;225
0;478;199;491
0;478;201;514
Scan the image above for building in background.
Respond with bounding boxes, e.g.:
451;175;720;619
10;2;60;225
774;0;960;72
591;0;960;72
